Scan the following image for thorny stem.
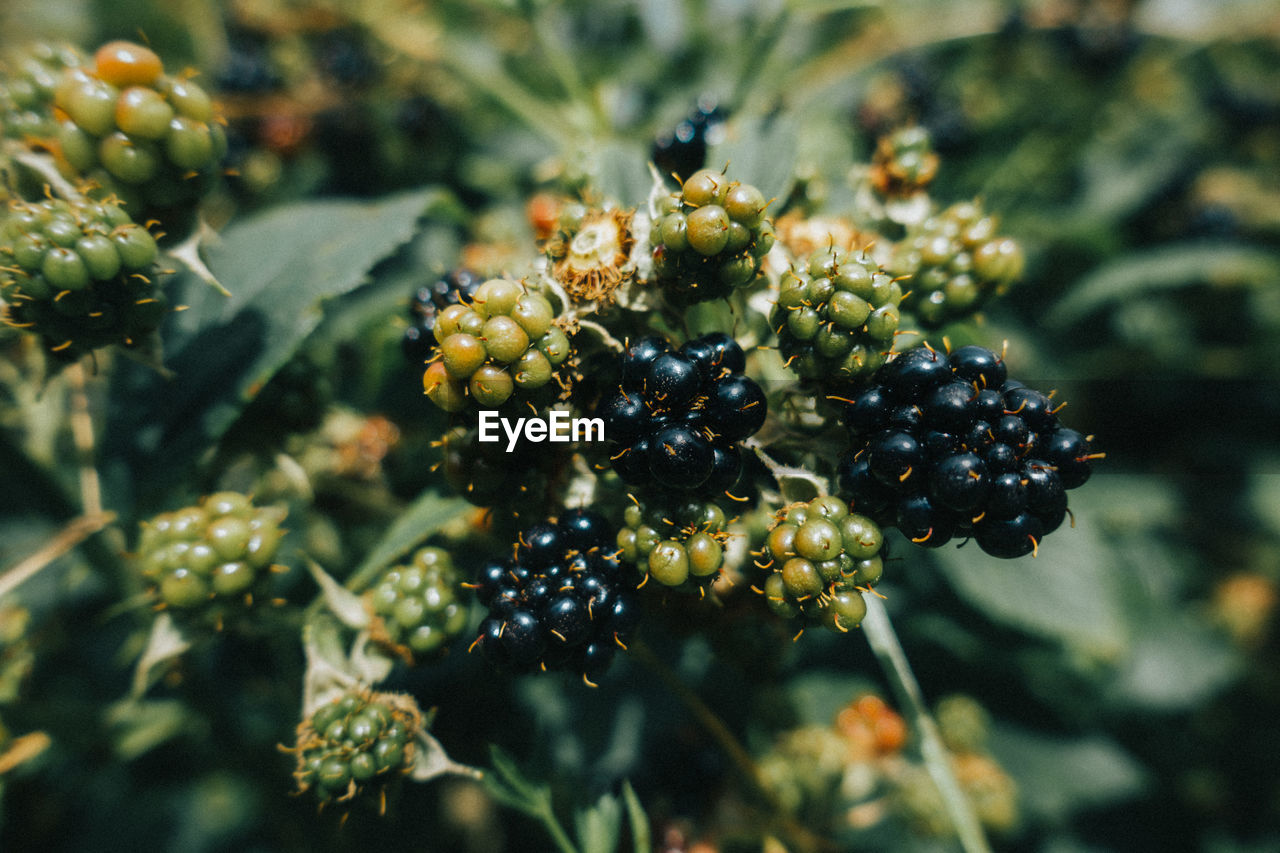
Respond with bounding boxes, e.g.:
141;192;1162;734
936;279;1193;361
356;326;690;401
860;592;993;853
0;512;116;600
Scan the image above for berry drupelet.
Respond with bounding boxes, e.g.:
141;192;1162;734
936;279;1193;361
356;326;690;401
599;332;767;494
471;510;640;685
401;268;482;363
838;344;1101;558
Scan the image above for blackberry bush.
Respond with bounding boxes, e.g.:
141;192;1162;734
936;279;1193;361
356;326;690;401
471;509;639;685
0;195;167;359
838;344;1099;557
598;332;766;494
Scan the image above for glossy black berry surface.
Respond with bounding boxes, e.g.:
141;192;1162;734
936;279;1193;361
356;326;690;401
597;333;766;493
473;510;638;682
839;345;1097;558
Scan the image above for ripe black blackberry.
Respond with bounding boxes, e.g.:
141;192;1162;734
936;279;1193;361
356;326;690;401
401;269;482;363
599;332;766;494
837;344;1100;558
470;510;640;685
651;96;727;183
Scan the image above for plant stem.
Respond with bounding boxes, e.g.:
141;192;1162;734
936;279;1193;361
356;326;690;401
860;592;992;853
535;798;580;853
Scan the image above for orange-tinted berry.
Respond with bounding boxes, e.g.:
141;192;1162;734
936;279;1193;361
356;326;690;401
94;41;164;87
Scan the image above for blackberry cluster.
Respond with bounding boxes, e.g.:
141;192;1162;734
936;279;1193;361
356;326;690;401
291;688;421;806
599;333;766;494
436;424;555;509
54;41;227;217
401;268;482;363
616;495;732;590
366;546;468;663
0;196;166;359
135;491;287;626
868;125;939;198
651;168;775;304
838;345;1098;558
472;510;639;684
887;201;1025;328
757;496;885;632
421;278;570;412
651;96;727;182
771;246;902;382
0;42;84;141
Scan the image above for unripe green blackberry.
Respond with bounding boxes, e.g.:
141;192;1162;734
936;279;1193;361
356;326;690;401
366;547;469;663
135;491;287;628
869;125;939;198
651;168;774;304
0;196;168;359
291;688;422;806
52;41;226;219
422;278;570;412
771;246;901;383
0;42;85;141
616;495;733;591
888;201;1025;328
756;496;884;633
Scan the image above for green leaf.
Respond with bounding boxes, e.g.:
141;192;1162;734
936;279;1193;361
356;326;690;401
484;744;548;810
103;188;452;501
707;112;799;206
929;503;1128;659
574;792;621;853
987;725;1147;824
1051;243;1280;327
1103;613;1241;711
345;490;472;591
621;780;651;853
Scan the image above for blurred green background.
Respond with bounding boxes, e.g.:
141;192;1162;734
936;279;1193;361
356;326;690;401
1;0;1278;851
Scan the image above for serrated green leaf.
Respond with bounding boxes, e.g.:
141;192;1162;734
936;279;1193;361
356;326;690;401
1051;243;1280;327
575;792;621;853
987;725;1147;823
103;188;451;500
621;781;650;853
929;504;1128;659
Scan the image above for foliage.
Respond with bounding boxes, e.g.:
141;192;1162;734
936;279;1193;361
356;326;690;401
1;1;1278;852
